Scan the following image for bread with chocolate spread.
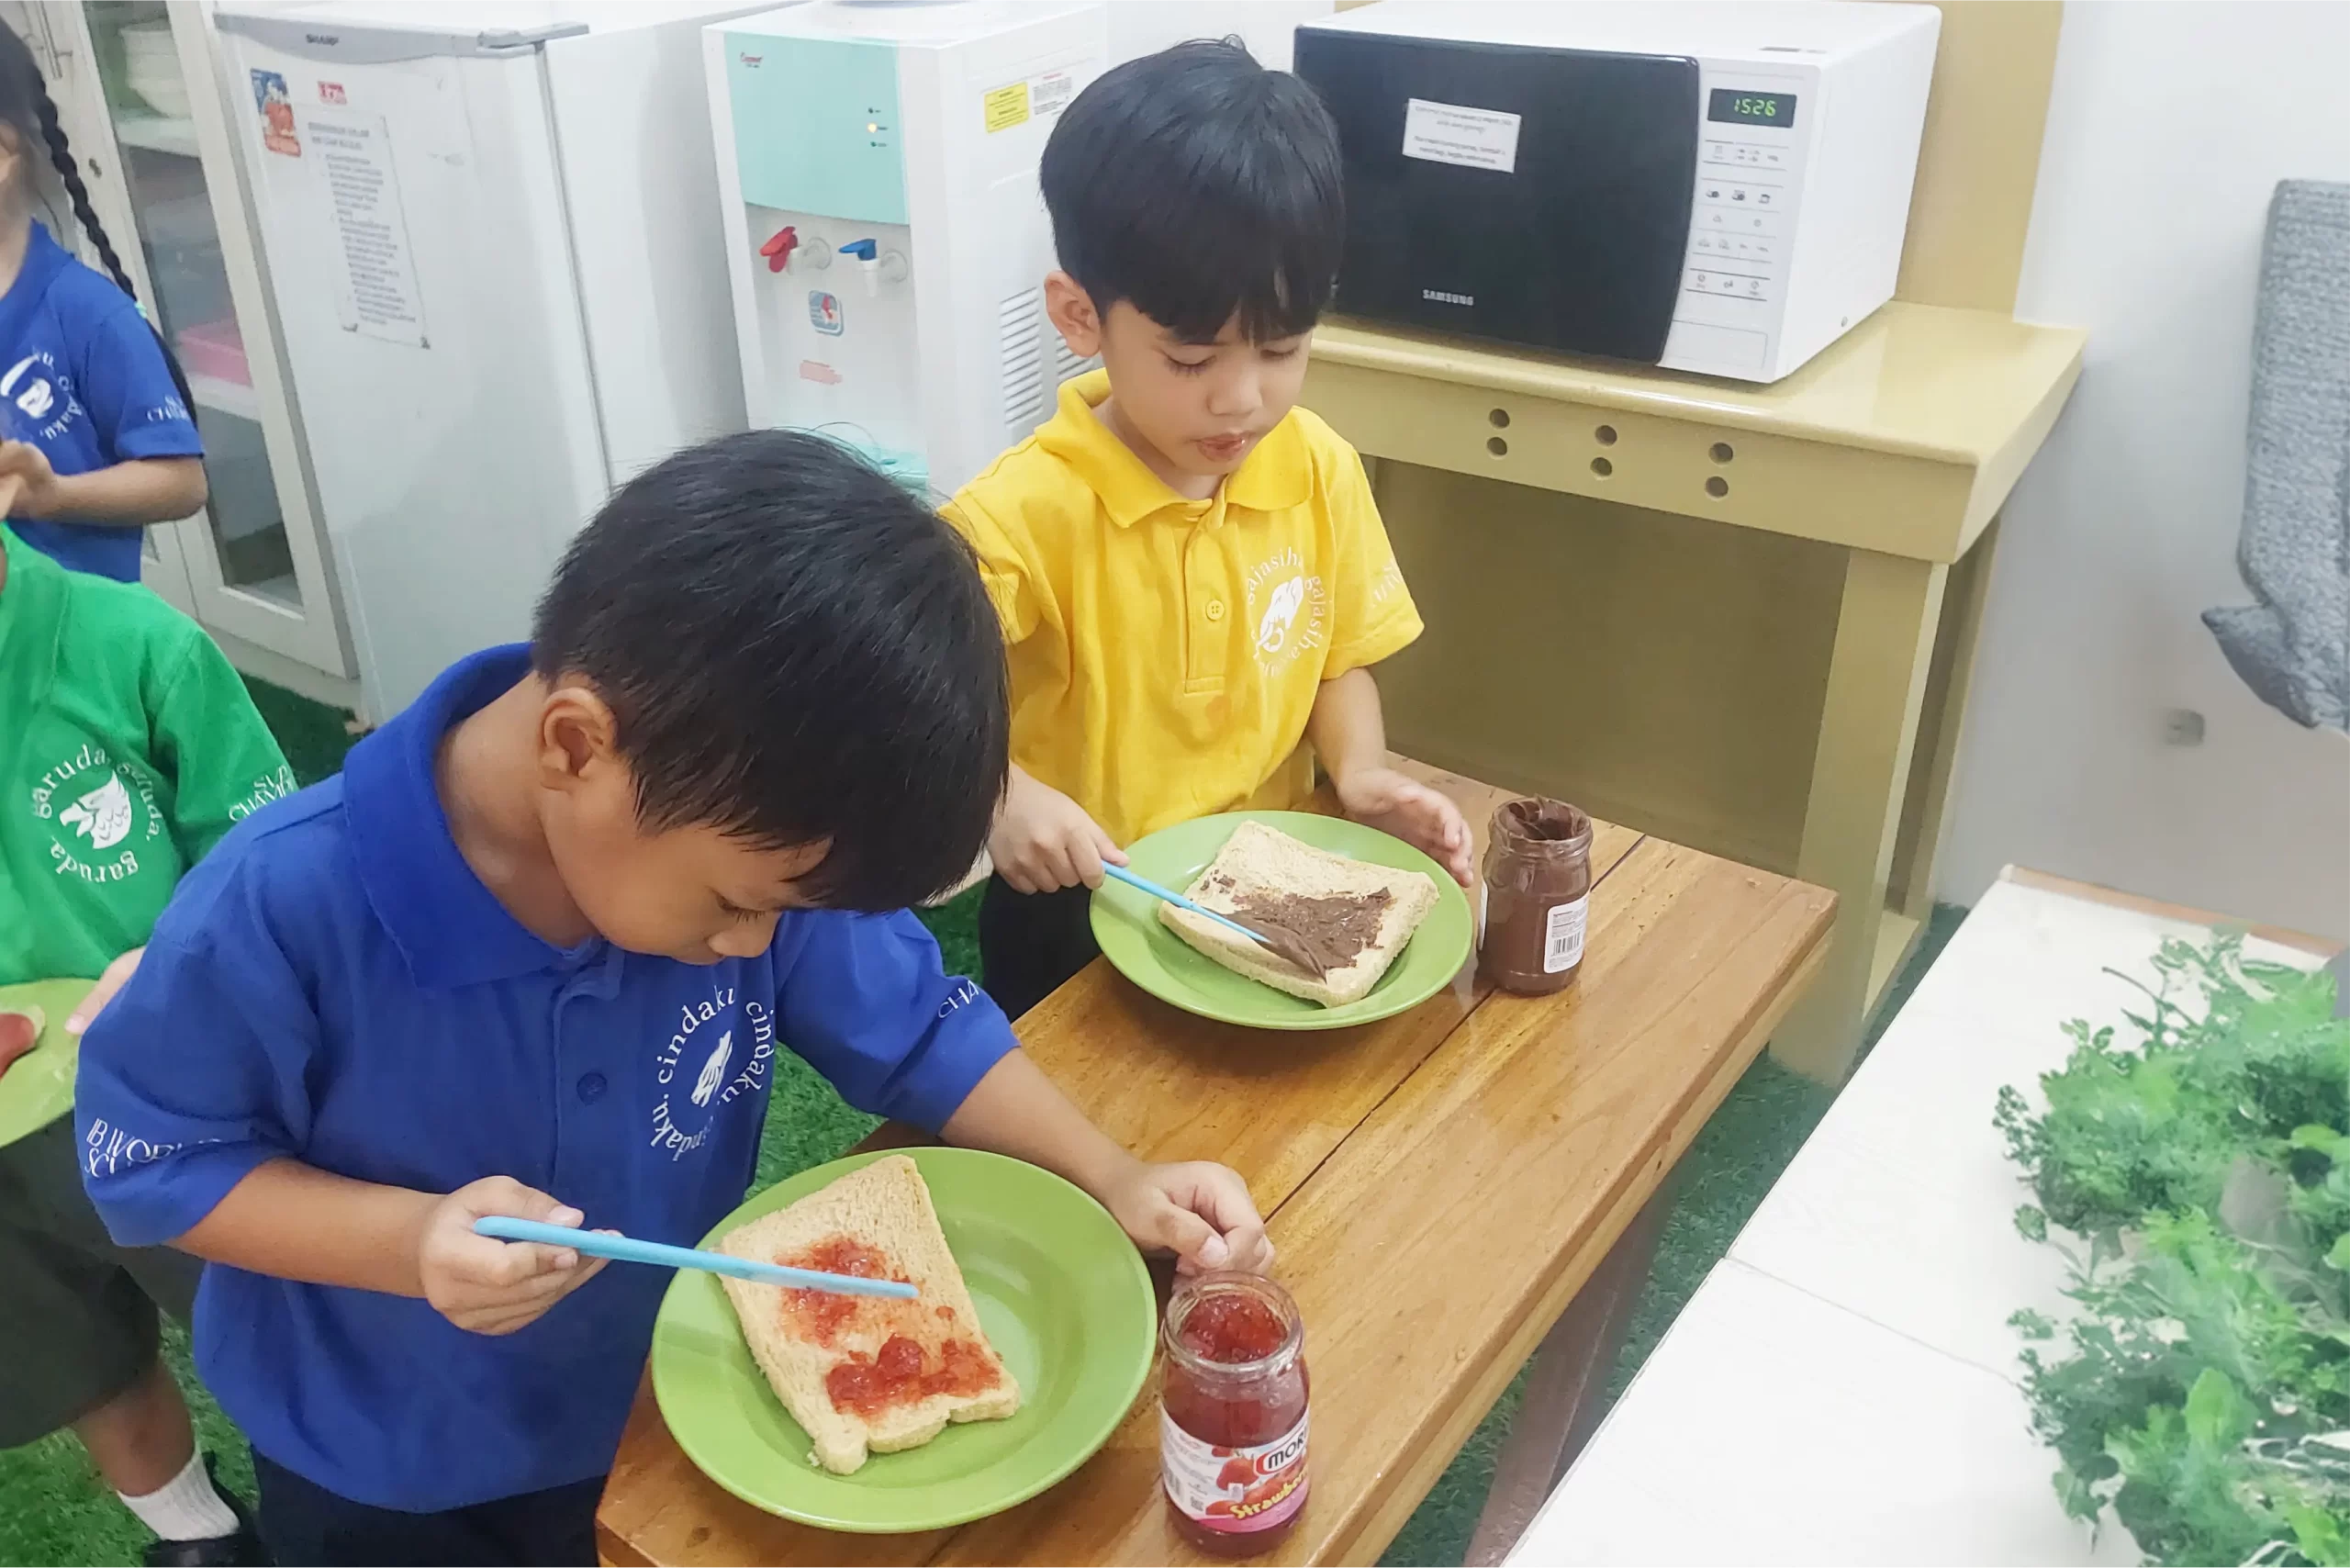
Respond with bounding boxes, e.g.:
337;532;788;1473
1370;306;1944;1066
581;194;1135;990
1160;821;1439;1006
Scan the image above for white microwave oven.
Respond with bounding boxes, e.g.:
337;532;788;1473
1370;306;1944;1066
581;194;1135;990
1293;1;1941;383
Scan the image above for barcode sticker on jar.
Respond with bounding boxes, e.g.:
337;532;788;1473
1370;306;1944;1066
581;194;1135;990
1544;895;1588;974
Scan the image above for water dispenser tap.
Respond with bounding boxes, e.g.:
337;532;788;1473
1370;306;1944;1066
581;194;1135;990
758;225;799;274
842;239;882;296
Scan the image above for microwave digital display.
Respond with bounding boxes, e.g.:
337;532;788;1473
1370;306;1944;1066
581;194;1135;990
1707;89;1797;129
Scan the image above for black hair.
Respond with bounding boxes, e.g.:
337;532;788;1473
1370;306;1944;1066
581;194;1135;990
532;430;1010;913
0;21;198;423
1041;39;1343;344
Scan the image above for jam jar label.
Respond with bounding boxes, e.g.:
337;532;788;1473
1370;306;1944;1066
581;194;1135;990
1544;895;1588;974
1161;1408;1309;1534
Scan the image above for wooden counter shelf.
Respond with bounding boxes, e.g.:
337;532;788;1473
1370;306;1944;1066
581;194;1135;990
1301;302;2086;1082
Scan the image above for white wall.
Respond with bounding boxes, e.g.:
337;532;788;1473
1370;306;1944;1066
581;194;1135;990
1938;0;2350;940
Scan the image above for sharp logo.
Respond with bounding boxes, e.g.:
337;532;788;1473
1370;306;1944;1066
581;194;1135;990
1422;289;1474;308
739;52;763;67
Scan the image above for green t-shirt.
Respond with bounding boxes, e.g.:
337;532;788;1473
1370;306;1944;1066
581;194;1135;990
1;525;295;987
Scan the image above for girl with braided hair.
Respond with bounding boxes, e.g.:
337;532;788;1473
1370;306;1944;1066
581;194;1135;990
0;20;206;582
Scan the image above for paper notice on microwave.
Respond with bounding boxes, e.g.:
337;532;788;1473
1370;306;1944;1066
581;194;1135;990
302;109;429;348
1401;98;1522;174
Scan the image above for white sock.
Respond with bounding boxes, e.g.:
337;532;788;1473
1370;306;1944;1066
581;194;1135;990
118;1450;241;1543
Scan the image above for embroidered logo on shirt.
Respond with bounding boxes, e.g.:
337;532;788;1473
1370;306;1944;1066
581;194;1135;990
1243;548;1328;678
1;351;83;443
229;764;301;824
30;743;162;885
690;1030;733;1108
649;986;774;1160
61;773;132;849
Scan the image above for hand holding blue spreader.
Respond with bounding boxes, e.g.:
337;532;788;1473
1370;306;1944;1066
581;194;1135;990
472;1216;918;1298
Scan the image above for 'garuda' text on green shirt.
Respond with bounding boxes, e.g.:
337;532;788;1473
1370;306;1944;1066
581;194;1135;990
1;524;294;987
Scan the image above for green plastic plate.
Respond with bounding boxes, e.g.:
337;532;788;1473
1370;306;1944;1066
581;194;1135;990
650;1147;1154;1532
1091;811;1473;1030
0;979;97;1148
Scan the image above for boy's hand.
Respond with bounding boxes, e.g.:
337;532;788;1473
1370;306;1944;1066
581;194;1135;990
67;946;145;1036
1099;1157;1275;1276
990;768;1126;893
417;1177;610;1336
1335;766;1475;886
0;441;62;517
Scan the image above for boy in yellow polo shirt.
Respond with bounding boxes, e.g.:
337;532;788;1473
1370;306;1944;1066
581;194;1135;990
944;41;1472;1018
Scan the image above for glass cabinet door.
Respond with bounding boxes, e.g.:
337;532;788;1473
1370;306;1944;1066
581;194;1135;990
45;0;349;678
87;0;297;596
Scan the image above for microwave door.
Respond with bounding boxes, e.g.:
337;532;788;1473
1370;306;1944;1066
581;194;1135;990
1305;35;1699;364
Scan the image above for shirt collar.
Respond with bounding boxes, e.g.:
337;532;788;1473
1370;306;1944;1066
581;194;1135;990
343;644;590;988
1;223;73;321
0;524;68;715
1033;369;1315;529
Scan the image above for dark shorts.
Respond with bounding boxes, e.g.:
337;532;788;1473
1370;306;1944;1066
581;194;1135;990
253;1453;603;1568
0;1114;202;1446
976;875;1098;1021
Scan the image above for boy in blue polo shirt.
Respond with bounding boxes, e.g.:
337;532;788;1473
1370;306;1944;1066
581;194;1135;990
74;432;1272;1566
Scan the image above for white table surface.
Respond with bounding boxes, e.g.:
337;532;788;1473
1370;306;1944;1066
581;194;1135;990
1507;870;2336;1567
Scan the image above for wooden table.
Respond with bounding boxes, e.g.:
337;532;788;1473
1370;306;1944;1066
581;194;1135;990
597;764;1835;1566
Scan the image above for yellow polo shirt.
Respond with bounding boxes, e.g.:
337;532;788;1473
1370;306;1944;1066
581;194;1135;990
943;371;1424;846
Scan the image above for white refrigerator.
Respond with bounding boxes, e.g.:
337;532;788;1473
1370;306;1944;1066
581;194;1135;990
215;1;767;720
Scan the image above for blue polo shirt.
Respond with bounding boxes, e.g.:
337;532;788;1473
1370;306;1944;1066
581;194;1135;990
75;645;1016;1511
2;222;203;581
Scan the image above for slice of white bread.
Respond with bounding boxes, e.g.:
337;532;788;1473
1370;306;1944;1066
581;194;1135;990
717;1155;1018;1474
1159;821;1441;1007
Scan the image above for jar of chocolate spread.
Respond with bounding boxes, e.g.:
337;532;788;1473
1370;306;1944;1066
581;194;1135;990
1479;799;1593;994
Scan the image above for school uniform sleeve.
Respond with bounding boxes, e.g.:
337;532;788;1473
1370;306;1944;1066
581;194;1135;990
74;899;316;1248
1320;442;1426;678
146;624;296;863
939;493;1041;644
773;910;1015;1133
79;304;202;463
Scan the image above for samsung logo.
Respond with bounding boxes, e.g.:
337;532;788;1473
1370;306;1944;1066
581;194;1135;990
1422;288;1474;308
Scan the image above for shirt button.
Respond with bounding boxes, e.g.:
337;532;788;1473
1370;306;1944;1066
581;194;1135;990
576;1072;608;1103
1205;599;1225;622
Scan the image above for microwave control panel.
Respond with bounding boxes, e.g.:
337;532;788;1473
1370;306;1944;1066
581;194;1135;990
1666;73;1807;375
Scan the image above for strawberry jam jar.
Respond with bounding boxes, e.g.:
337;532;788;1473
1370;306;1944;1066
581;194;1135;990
1160;1272;1310;1555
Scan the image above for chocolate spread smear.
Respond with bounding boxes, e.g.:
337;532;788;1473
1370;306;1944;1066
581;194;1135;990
1225;888;1393;979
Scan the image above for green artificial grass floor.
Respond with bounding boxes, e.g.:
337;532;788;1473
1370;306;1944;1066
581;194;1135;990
0;679;1964;1567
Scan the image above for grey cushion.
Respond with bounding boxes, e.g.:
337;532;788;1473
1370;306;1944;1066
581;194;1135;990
2203;180;2350;732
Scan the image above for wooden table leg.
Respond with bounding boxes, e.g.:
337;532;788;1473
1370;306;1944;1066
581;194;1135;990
1771;548;1948;1083
1888;517;2001;929
1461;1189;1673;1568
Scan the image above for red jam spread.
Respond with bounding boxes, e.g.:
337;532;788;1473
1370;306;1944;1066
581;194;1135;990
1161;1274;1310;1556
776;1235;907;1349
774;1232;998;1418
823;1333;1000;1419
1177;1291;1290;1364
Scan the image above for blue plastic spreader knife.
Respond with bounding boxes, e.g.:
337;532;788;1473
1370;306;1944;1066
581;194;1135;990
472;1216;918;1299
1101;863;1272;947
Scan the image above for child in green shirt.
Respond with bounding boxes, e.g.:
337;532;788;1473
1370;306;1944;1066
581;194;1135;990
1;520;289;1565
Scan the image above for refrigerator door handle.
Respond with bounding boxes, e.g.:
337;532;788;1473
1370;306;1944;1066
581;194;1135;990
213;12;586;64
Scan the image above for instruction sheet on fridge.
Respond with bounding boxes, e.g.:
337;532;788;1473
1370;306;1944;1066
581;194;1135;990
302;110;428;348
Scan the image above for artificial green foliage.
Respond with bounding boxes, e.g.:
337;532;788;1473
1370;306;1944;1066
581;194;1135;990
1997;934;2350;1566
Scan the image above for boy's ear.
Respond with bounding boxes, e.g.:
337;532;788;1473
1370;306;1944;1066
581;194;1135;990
1044;271;1102;359
536;681;621;791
